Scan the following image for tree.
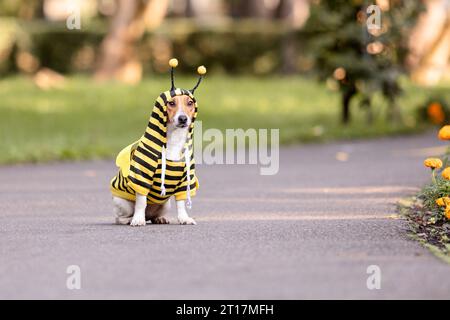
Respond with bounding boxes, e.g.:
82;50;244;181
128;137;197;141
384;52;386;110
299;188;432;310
277;0;310;74
408;0;450;85
228;0;310;74
94;0;169;84
304;0;421;124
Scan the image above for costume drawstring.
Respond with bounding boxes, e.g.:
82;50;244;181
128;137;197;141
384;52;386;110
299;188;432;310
160;147;166;196
185;147;192;209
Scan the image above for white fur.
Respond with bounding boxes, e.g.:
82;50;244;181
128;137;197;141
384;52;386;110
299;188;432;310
166;123;189;161
177;199;196;225
113;196;134;225
130;193;147;226
113;112;196;226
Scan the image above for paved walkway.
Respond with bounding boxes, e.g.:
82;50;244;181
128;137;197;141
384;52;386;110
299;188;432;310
1;132;449;299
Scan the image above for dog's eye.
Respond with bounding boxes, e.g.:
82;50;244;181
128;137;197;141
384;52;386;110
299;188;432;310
168;101;175;107
187;100;194;106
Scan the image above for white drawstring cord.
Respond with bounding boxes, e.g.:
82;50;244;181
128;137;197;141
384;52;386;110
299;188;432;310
160;145;192;208
185;147;192;209
160;147;166;196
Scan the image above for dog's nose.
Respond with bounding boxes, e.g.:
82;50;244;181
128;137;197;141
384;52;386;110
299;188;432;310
178;115;188;124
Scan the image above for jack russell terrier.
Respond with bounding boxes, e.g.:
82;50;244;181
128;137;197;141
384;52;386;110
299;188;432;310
110;58;206;226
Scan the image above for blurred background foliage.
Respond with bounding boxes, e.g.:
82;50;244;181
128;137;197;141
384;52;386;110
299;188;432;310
1;0;447;81
0;3;305;76
0;18;291;75
0;0;450;163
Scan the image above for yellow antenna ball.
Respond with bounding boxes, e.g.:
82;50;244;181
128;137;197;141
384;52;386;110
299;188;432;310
169;58;178;68
197;65;207;75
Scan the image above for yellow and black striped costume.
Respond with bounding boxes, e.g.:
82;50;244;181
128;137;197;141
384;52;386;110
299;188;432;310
110;88;199;205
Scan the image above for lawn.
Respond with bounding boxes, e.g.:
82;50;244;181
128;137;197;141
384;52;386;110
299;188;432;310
0;75;449;164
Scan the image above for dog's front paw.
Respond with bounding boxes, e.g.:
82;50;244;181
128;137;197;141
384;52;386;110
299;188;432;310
178;215;196;225
130;214;146;226
151;216;170;224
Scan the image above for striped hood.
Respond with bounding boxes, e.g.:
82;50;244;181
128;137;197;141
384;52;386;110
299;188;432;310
143;88;198;162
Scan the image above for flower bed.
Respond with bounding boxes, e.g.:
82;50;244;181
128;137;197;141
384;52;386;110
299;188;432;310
400;125;450;262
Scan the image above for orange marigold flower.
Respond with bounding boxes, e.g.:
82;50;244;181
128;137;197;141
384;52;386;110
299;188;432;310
436;197;450;206
442;167;450;180
438;125;450;140
445;206;450;219
424;158;443;169
427;102;445;124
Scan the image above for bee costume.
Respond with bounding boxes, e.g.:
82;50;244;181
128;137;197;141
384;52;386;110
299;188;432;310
110;59;206;209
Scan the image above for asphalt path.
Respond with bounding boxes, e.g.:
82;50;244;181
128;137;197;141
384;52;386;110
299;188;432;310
1;132;449;299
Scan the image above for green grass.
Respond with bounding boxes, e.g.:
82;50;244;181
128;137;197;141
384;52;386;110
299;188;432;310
0;75;449;164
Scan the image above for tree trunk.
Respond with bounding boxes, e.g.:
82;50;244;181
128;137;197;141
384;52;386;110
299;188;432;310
360;96;373;124
408;0;450;85
412;21;450;85
277;0;310;74
342;84;356;124
229;0;272;18
94;0;168;84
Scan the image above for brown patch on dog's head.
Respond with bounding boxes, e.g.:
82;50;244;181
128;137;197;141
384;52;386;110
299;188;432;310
166;95;196;128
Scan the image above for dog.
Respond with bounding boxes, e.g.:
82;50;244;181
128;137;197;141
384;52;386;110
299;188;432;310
110;59;205;226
